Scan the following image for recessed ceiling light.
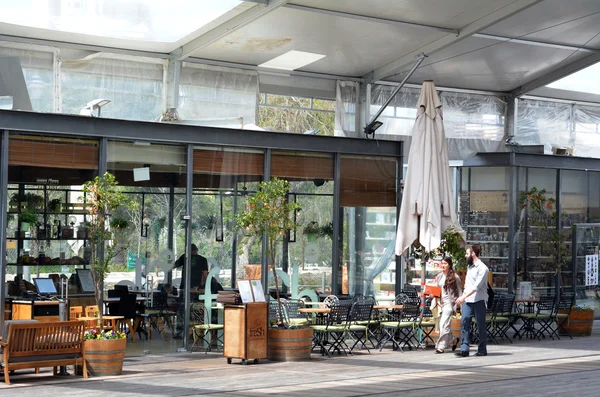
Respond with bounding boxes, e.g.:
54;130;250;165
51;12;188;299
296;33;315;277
259;50;326;71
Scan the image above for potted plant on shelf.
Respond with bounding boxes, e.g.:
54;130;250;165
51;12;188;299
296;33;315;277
81;172;136;323
48;198;62;213
235;178;312;361
18;208;38;235
519;187;570;292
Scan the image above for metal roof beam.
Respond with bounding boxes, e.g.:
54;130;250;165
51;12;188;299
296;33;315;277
473;33;599;53
362;0;544;83
510;53;600;98
283;4;457;34
173;0;289;61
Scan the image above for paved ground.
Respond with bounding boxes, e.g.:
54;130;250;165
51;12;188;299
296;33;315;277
2;321;600;396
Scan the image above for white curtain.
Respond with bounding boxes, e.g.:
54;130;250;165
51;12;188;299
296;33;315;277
0;42;54;113
60;54;164;121
179;63;258;127
369;84;506;160
516;98;600;158
334;80;359;137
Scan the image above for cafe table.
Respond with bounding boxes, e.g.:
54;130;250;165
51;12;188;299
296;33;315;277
298;307;330;325
79;315;126;336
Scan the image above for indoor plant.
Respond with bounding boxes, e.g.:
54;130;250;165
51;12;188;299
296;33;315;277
303;221;320;242
519;187;570;281
18;208;38;231
81;172;136;322
235;178;312;361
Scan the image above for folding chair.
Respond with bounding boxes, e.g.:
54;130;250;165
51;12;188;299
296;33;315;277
310;301;352;357
553;293;575;340
282;299;309;327
190;302;224;353
347;300;375;353
418;297;437;348
493;293;515;343
517;294;556;340
378;298;420;352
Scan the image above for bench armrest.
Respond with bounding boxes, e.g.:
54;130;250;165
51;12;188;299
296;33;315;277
0;341;7;347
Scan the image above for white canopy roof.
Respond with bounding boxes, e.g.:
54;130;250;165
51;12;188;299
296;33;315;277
1;0;599;101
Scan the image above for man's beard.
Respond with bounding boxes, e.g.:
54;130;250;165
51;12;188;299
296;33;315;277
467;255;474;266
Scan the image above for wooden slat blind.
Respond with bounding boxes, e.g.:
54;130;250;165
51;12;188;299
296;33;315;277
193;150;263;176
9;140;98;170
340;157;397;207
271;153;333;179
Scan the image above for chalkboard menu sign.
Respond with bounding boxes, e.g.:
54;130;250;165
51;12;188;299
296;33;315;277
76;269;95;293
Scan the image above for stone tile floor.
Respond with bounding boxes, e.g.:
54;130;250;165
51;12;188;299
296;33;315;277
2;321;600;396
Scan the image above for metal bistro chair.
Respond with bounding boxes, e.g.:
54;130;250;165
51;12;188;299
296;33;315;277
190;302;224;353
310;300;352;357
492;293;516;344
552;293;575;340
378;297;421;352
517;294;556;340
418;297;436;348
347;300;375;353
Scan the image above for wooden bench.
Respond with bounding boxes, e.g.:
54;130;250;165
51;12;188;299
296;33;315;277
0;320;87;385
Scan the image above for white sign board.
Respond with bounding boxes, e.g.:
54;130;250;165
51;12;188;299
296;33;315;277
238;280;254;303
250;280;266;302
585;254;598;286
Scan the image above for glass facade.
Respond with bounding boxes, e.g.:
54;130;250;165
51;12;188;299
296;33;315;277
0;114;402;353
459;153;600;318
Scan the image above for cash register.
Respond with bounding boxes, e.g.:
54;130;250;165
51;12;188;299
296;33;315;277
11;278;61;321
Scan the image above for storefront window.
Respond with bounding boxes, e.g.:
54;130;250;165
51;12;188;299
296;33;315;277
5;132;99;320
340;155;397;298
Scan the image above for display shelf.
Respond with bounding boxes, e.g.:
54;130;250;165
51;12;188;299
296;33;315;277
465;225;509;228
492;272;508;275
466;240;509;244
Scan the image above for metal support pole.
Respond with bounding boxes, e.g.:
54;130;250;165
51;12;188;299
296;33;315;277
231;176;239;289
0;130;9;339
182;144;194;351
98;138;107;314
331;153;341;295
261;149;271;295
167;186;174;284
364;55;426;137
395;141;404;296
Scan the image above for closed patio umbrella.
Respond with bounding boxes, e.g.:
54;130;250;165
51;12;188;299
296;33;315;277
395;80;464;276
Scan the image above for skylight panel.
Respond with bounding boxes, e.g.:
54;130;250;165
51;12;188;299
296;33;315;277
259;51;326;71
547;62;600;96
0;0;243;43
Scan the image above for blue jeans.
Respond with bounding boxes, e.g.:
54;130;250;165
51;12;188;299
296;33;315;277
461;300;487;353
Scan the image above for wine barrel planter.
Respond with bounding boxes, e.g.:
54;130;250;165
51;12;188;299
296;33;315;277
267;328;313;362
78;338;127;376
559;310;594;336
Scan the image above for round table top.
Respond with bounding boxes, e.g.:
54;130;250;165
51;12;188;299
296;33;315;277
298;307;330;314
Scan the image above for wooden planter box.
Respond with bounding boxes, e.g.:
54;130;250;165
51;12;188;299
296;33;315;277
267;327;313;362
559;310;594;336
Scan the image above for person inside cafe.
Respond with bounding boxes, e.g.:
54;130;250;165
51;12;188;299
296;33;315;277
429;257;462;354
174;244;208;291
455;245;489;357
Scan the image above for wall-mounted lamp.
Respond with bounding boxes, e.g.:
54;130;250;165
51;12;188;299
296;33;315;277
141;216;150;237
79;98;111;117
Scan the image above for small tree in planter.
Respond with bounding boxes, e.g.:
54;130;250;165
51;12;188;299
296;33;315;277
235;178;301;326
81;172;136;322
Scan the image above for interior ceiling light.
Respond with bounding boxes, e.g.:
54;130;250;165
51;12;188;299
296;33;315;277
258;50;326;71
